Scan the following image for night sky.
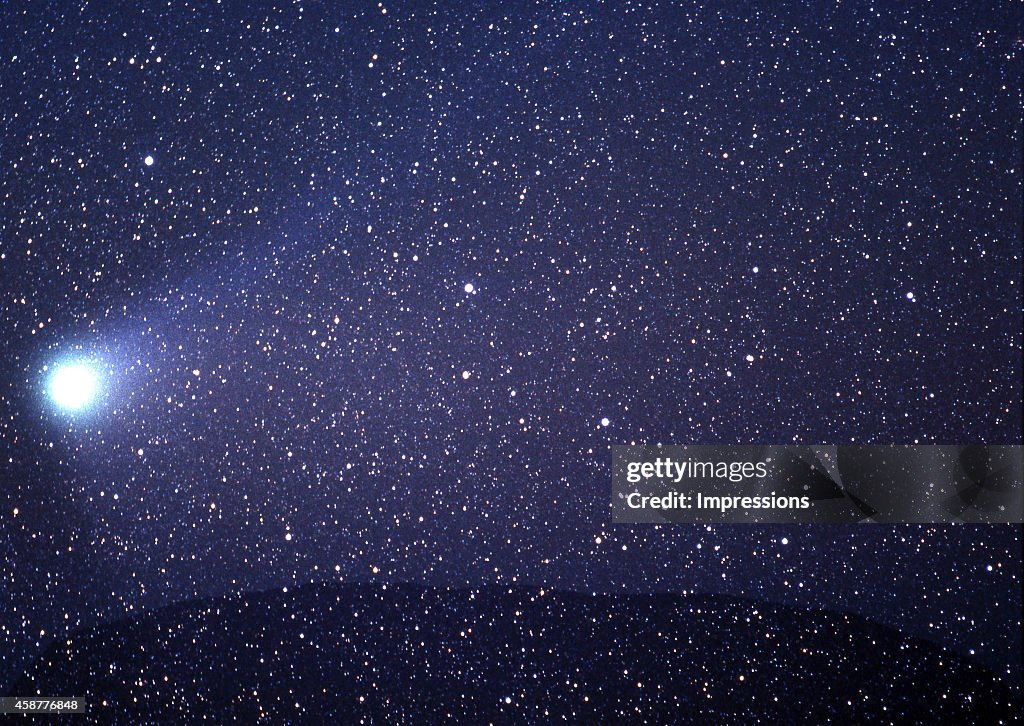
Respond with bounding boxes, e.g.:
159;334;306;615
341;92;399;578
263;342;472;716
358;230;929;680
1;0;1021;707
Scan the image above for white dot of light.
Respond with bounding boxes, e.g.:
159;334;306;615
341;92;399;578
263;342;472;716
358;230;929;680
47;362;100;411
144;155;154;166
464;282;474;294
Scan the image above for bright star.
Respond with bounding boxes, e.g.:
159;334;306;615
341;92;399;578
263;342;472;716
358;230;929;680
47;362;101;411
144;155;154;166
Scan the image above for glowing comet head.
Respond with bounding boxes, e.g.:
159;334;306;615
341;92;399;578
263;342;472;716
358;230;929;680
47;362;101;411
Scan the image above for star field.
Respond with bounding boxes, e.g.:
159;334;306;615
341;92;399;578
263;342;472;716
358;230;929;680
0;0;1021;714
